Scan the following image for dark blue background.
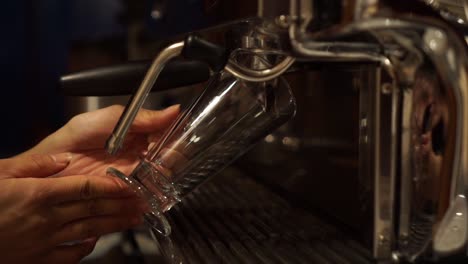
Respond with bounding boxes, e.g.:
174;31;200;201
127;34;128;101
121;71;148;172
0;0;206;157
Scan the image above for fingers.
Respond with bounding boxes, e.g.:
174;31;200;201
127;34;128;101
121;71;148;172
40;175;135;204
158;148;188;170
131;104;180;133
0;153;72;179
43;238;97;264
147;131;164;143
154;148;188;177
53;197;149;225
53;214;143;244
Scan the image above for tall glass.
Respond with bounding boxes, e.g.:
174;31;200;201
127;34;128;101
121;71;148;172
108;70;296;236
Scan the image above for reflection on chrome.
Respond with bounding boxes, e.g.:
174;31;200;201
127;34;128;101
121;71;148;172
288;1;468;261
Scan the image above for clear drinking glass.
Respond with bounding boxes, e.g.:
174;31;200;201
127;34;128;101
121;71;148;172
108;70;296;236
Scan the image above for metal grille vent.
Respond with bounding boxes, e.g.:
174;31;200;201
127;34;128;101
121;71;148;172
152;168;374;264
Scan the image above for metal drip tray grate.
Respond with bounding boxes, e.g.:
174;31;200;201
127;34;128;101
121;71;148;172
152;168;373;264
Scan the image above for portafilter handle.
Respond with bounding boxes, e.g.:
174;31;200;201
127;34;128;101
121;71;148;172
60;60;211;97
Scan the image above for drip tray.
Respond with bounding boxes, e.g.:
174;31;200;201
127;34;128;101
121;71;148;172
151;167;374;264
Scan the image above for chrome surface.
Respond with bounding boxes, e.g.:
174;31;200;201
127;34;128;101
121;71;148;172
284;0;468;262
424;0;468;24
225;56;295;82
434;194;468;255
106;41;184;155
377;67;398;260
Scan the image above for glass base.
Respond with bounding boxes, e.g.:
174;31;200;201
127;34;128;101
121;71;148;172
107;167;171;236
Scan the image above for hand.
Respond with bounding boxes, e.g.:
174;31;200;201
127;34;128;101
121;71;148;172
23;105;180;177
0;153;148;264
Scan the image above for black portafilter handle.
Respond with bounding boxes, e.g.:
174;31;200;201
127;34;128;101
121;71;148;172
61;35;229;97
60;60;211;96
181;35;229;72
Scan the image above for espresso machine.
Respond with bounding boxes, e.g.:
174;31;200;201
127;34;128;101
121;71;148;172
62;0;468;263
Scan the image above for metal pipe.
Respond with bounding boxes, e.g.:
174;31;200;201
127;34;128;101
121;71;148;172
225;56;295;82
106;41;184;155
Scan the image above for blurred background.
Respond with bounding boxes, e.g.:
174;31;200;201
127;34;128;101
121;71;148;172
0;1;214;261
0;0;210;157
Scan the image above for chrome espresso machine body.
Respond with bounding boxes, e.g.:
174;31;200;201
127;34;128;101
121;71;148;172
62;0;468;263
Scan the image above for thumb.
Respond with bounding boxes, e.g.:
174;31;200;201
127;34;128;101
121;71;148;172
2;153;73;178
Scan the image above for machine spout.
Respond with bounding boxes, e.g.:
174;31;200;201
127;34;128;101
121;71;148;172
105;41;184;155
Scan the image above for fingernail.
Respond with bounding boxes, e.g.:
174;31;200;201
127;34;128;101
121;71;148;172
147;132;163;143
112;177;135;196
163;104;180;113
147;142;155;150
159;148;188;170
52;152;73;165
